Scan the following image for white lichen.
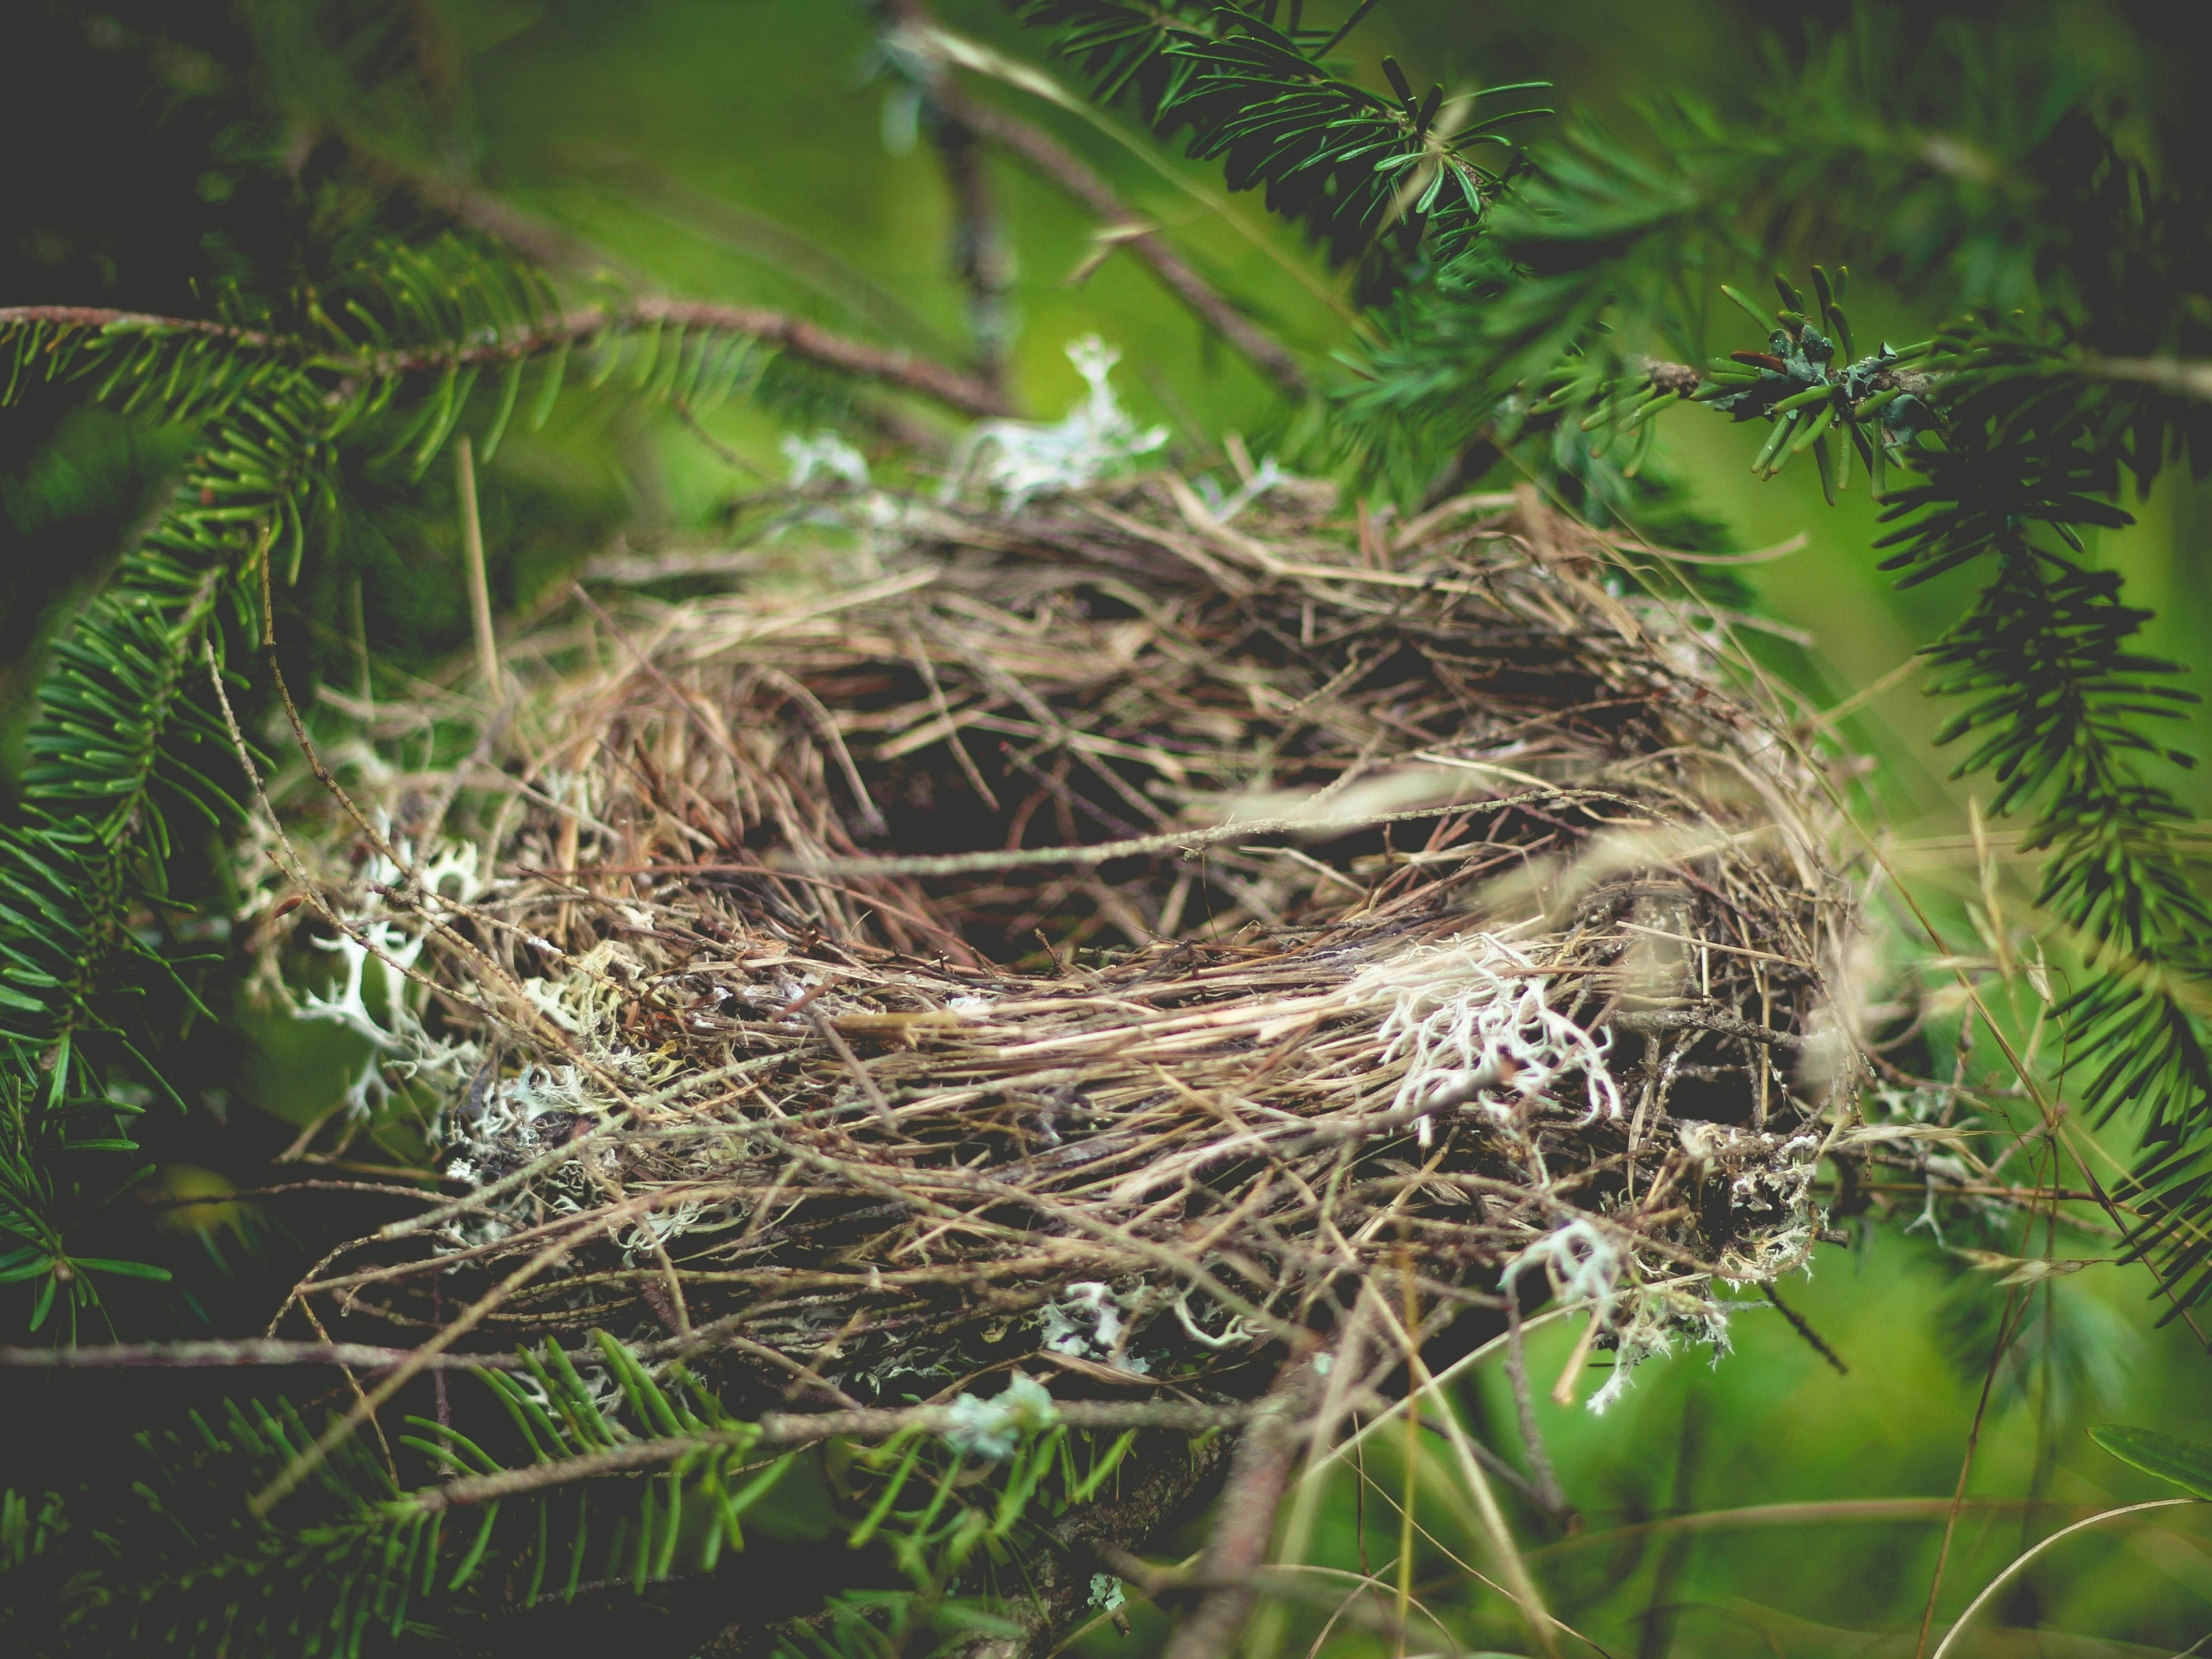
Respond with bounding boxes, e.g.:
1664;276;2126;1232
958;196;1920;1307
1353;934;1621;1143
291;834;484;1119
1504;1218;1624;1322
942;1373;1057;1461
782;430;872;491
945;337;1166;508
1037;1281;1153;1373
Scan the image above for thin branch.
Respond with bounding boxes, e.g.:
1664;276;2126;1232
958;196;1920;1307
775;786;1619;879
2080;356;2212;401
1505;1288;1573;1524
955;100;1306;396
885;0;1018;394
1760;1280;1848;1375
400;297;1016;416
895;36;1309;397
0;300;1010;418
0;304;279;346
0;1339;536;1371
415;1398;1253;1511
350;146;998;428
1612;1007;1806;1053
1160;1354;1325;1659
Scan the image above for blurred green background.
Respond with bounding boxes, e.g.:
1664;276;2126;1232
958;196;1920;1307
4;2;2209;1654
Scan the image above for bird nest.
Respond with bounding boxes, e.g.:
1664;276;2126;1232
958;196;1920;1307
253;470;1858;1415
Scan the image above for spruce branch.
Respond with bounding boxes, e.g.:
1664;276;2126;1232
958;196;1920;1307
1;228;1027;1319
413;1398;1251;1512
2;1330;1243;1659
1008;2;1546;298
2;298;1009;417
0;392;326;1322
1668;285;2212;1313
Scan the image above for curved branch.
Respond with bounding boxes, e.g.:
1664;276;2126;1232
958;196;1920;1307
0;300;1011;418
611;300;1009;416
414;1399;1253;1511
890;39;1309;398
1157;1354;1325;1659
0;303;275;347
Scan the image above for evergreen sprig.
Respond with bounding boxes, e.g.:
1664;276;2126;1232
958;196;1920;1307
0;1334;796;1656
1005;7;2212;1314
1327;15;2194;482
1870;323;2212;1308
1009;2;1546;294
1699;287;2212;1307
0;236;871;1329
0;361;338;1334
0;1335;1130;1658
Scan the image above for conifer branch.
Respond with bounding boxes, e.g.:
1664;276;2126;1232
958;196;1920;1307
1009;3;1546;296
414;1398;1251;1511
0;1328;1237;1657
1;300;1009;417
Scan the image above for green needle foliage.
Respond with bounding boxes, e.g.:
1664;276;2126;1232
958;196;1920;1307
1010;3;1547;294
3;4;2210;1652
0;1333;1137;1657
1679;276;2212;1315
0;237;858;1327
1012;4;2212;1317
1008;3;1734;554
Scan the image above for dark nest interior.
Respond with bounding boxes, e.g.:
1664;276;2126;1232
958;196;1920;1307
251;471;1862;1427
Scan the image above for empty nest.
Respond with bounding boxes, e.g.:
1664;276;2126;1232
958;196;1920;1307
256;471;1861;1414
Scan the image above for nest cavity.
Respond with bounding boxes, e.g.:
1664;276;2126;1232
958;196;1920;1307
265;474;1858;1413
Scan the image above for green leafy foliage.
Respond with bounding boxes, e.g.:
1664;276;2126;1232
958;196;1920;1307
0;1333;795;1656
2089;1423;2212;1499
0;1337;1130;1659
1069;1;2212;1315
0;236;868;1328
1009;2;1545;295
